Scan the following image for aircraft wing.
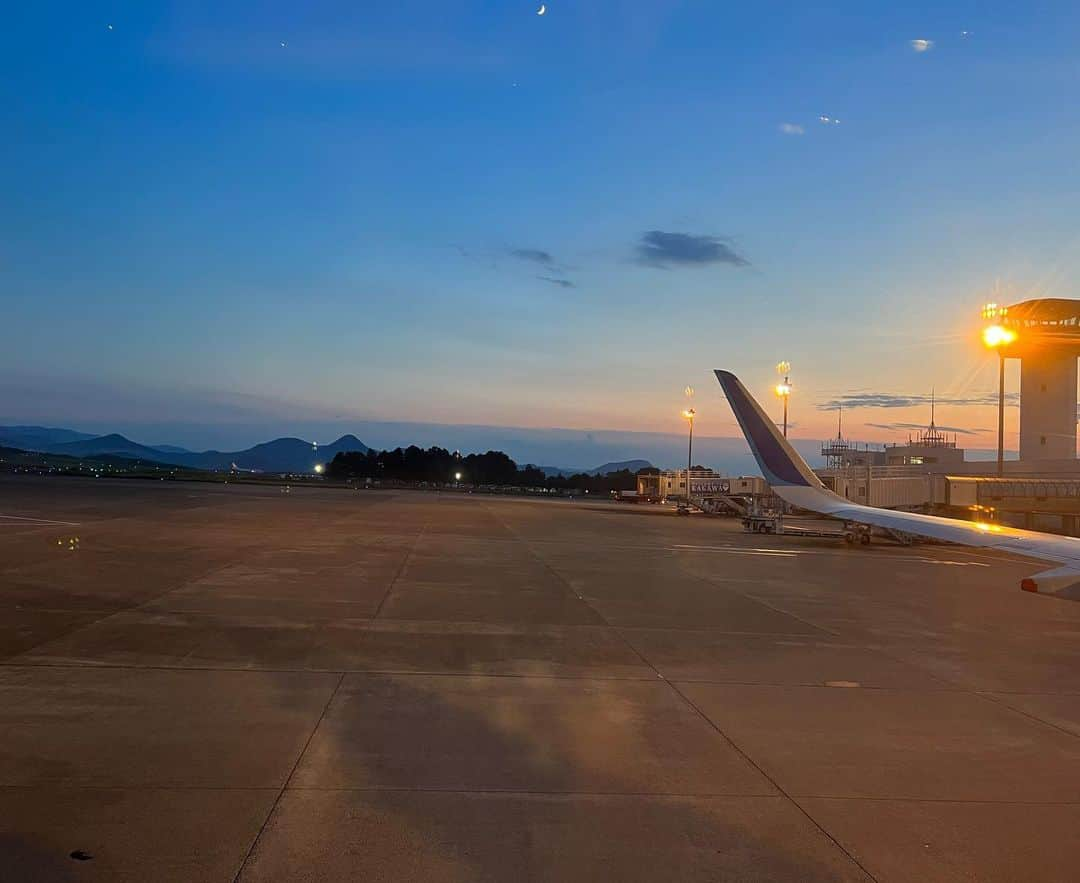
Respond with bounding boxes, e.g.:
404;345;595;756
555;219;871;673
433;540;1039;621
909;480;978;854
715;369;1080;598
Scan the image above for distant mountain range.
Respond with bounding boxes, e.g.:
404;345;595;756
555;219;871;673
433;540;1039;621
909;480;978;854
0;425;656;478
0;426;99;450
178;435;370;473
0;426;370;474
586;459;654;475
539;459;655;478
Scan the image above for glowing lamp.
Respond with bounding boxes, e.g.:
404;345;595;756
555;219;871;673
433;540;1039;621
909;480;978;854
982;325;1017;349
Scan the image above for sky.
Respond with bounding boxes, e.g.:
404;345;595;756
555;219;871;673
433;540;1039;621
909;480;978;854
3;1;1080;465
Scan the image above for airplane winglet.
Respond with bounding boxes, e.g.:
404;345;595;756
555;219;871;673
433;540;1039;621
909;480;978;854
714;370;824;489
714;369;1080;603
1021;565;1080;598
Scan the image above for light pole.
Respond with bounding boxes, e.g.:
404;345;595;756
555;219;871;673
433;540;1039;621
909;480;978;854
997;351;1005;477
682;408;695;503
982;304;1017;478
775;361;792;437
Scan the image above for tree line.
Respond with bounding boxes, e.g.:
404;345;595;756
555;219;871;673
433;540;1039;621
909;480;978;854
326;446;645;493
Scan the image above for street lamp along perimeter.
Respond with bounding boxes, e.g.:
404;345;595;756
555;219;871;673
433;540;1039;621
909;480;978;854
774;361;792;437
981;303;1016;477
681;386;695;513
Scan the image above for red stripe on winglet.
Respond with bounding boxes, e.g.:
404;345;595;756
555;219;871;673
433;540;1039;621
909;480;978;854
1021;578;1038;593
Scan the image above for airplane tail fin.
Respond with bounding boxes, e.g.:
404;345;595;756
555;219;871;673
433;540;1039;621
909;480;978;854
714;370;825;490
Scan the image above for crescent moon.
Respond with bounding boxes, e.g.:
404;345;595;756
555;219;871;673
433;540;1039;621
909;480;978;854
537;4;546;15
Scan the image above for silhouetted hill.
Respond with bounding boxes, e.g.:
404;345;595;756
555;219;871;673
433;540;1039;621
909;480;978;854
150;444;193;455
324;435;368;456
177;434;369;472
538;460;654;478
0;444;190;475
49;434;176;463
0;425;98;450
586;459;653;476
538;465;571;477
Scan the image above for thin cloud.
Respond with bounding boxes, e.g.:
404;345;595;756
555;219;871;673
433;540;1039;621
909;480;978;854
635;231;750;269
866;422;989;436
818;392;1019;410
537;275;576;289
779;122;804;136
910;39;934;52
509;248;556;266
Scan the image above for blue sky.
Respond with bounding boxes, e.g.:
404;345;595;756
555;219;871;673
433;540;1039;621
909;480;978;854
3;1;1079;461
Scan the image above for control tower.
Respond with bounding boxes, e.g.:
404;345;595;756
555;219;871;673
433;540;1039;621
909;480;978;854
990;299;1080;461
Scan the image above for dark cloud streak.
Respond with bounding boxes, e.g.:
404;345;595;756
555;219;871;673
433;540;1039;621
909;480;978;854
635;231;749;269
537;275;576;289
818;392;1019;410
510;248;556;266
866;422;989;436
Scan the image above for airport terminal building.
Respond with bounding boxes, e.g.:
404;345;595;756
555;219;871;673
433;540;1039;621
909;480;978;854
813;299;1080;534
